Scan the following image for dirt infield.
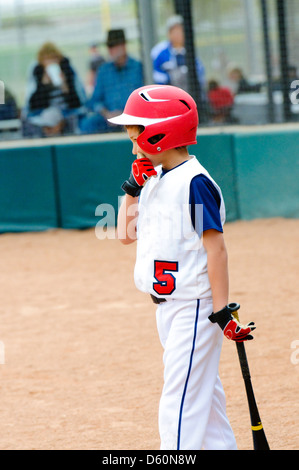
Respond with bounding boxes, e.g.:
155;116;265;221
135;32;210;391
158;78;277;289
0;218;298;450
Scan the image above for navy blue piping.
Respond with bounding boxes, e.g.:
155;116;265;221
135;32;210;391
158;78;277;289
160;159;189;178
177;299;200;450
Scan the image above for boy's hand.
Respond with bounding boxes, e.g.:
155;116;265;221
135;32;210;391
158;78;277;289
208;303;255;342
121;157;157;197
132;158;157;186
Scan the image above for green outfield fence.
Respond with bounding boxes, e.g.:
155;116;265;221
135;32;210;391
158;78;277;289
0;125;298;233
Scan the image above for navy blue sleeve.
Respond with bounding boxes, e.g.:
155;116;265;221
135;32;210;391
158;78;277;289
189;174;223;237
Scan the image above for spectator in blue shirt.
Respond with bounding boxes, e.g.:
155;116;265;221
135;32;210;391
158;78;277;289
151;15;205;94
79;29;144;134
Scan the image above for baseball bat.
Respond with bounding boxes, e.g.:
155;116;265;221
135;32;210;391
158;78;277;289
229;302;270;451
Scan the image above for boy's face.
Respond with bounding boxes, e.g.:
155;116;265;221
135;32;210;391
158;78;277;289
127;126;163;166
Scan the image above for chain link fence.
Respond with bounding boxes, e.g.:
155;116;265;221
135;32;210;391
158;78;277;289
0;0;298;140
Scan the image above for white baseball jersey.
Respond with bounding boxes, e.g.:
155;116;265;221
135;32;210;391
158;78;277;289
134;156;226;300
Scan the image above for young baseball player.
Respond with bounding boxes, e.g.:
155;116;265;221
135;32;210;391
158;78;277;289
109;85;255;450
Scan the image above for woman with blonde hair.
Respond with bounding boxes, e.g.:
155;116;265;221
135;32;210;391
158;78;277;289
22;42;86;137
37;42;64;65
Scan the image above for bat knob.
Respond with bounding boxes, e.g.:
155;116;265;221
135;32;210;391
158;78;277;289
228;302;240;312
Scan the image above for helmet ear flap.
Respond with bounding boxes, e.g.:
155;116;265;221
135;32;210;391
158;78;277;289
137;106;198;155
137;125;166;153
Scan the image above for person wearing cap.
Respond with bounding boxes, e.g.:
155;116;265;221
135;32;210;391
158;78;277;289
79;29;144;135
151;15;205;94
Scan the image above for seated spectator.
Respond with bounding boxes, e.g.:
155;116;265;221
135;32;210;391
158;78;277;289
0;88;19;120
228;67;262;94
151;15;205;94
22;42;86;138
207;79;235;124
79;29;143;135
86;42;106;95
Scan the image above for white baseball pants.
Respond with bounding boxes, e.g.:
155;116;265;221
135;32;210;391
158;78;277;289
155;297;238;450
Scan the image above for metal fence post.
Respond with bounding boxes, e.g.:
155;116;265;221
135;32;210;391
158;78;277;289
174;0;207;123
135;0;157;85
260;0;275;123
276;0;292;121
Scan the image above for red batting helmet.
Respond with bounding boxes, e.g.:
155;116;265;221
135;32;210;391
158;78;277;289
108;85;198;154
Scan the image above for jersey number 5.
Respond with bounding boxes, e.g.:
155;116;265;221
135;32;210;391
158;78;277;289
153;260;179;296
